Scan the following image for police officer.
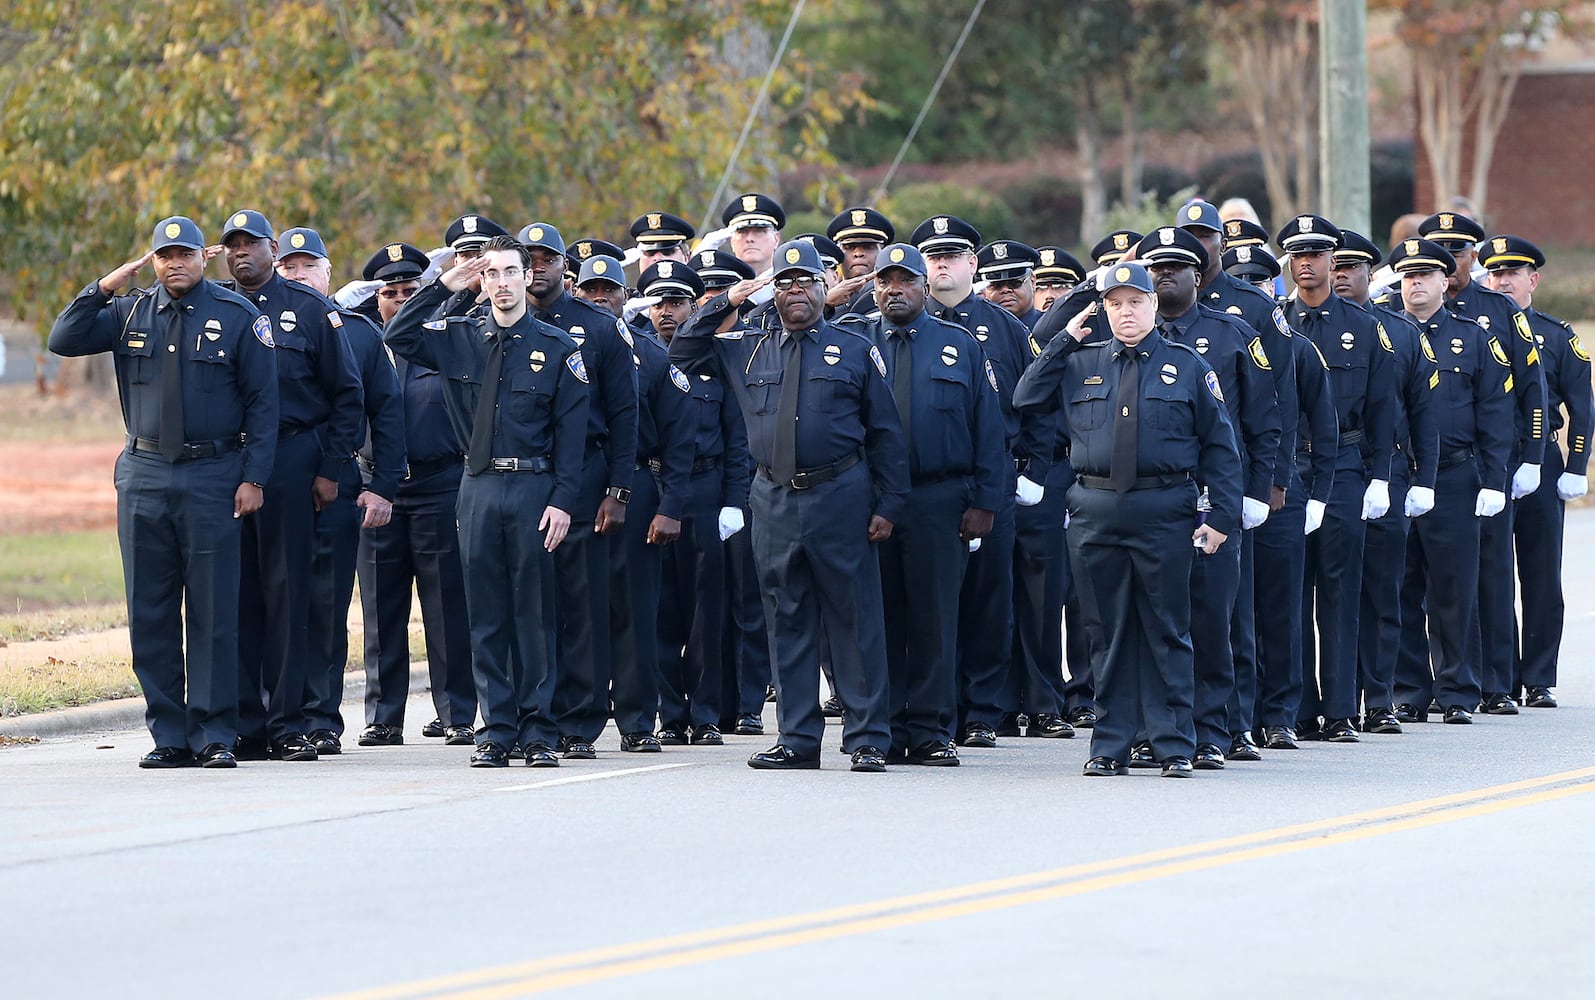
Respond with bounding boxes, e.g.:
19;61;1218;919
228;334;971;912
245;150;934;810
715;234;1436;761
1033;247;1086;315
49;216;279;768
722;192;786;309
356;241;478;748
1417;212;1547;713
1484;235;1592;710
1134;226;1280;769
275;229;405;755
837;244;1006;763
631;212;695;267
1091;231;1143;268
1333;230;1439;735
573;254;629;318
978;239;1044;327
912;215;1054;747
1388;239;1513;724
669;240;909;771
1015;263;1243;777
386;234;590;767
434;214;510;319
222;209;364;762
1276;215;1396;744
517;222;640;760
827;206;895;314
1222;244;1279;296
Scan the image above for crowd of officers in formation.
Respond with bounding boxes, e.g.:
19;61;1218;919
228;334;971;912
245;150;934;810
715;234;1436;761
50;190;1589;775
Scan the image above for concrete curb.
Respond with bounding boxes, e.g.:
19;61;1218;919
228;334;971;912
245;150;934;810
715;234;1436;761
0;662;434;741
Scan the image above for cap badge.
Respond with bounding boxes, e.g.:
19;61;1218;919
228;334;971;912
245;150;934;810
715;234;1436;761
1405;239;1420;255
1225;221;1241;237
1237;246;1252;262
384;244;402;262
889;248;905;264
645;213;662;231
164;222;182;239
289;233;306;249
463;216;478;234
658;262;672;277
993;243;1008;259
1159;228;1175;245
1115;267;1131;283
1439;213;1455;230
742;195;758;213
932;217;949;235
1113;233;1129;250
852;210;867;226
232;212;248;228
1298;216;1313;234
593;260;608;276
577;242;592;258
1040;250;1055;266
700;251;714;266
1493;237;1507;254
785;247;801;265
1187;206;1203;222
528;226;544;241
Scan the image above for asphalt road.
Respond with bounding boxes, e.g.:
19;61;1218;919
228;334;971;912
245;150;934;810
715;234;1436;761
4;511;1595;998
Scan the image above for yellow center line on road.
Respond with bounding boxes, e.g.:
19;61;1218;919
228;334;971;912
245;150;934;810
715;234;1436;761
324;766;1595;1000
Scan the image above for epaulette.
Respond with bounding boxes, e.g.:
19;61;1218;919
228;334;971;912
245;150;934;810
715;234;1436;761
1165;339;1204;359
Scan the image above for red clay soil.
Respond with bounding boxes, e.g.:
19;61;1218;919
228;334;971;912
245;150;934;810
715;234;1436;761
0;441;121;535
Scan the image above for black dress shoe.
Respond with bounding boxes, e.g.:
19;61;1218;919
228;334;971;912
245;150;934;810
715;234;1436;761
308;729;342;755
1194;744;1226;769
765;685;777;703
233;736;271;761
1324;718;1360;743
996;713;1025;737
1442;705;1473;724
747;744;821;770
1065;706;1098;728
732;713;765;736
656;725;688;746
904;740;960;766
1161;756;1194;778
269;734;319;761
1082;756;1127;777
1296;719;1325;741
957;722;998;749
525;743;560;767
139;746;194;769
850;746;888;772
196;743;237;768
1394;703;1424;724
620;732;662;753
1128;741;1158;768
508;743;525;760
422;718;446;738
1524;686;1557;708
1363;707;1403;735
1482;693;1519;716
1262;726;1298;750
1027;714;1076;739
691;724;724;746
358;724;404;747
1226;736;1262;761
556;735;596;760
444;725;476;746
820;696;844;718
470;742;509;767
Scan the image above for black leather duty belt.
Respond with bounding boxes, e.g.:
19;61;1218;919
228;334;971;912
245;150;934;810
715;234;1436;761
757;450;862;490
487;457;553;473
1077;473;1191;491
129;436;242;461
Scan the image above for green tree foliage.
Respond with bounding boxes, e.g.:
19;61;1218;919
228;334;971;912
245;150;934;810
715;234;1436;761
0;1;866;333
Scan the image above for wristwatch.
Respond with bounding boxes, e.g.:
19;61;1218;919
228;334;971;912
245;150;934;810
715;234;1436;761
605;486;632;504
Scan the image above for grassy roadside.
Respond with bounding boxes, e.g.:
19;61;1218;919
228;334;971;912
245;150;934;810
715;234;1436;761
0;530;124;612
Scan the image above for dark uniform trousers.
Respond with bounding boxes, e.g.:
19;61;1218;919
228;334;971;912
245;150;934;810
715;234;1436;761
1062;582;1095;713
551;451;614;743
1357;459;1412;712
957;492;1016;729
881;476;971;750
116;449;245;751
1394;458;1483;710
1298;448;1367;725
608;468;664;736
1252;467;1307;728
357;464;475;730
457;468;560;750
751;461;891;755
1009;454;1073;719
238;429;320;742
1070;480;1198;763
1225;532;1259;740
1513;445;1565;689
1190;530;1241;749
722;523;772;719
304;466;361;735
1476;485;1518;698
659;470;729;731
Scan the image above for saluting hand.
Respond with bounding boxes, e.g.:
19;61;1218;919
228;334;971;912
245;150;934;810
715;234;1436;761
825;272;872;309
203;244;225;264
97;251;155;296
441;255;489;293
725;273;774;308
1065;301;1098;343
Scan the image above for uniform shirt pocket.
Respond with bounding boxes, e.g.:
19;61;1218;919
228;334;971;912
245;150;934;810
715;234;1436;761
1066;383;1112;431
742;370;780;416
929;367;971;410
1144;385;1191;433
806;368;856;415
116;335;156;385
273;329;313;382
192;346;232;394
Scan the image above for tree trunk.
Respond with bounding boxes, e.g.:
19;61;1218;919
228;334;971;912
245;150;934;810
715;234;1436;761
1076;83;1107;247
1119;71;1142;205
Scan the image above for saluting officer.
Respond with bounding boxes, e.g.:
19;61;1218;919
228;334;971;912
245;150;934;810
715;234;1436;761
1134;226;1280;770
434;214;510;320
1388;239;1513;725
1032;247;1086;315
836;244;1006;763
1417;213;1546;713
1276;215;1396;745
631;211;696;268
516;222;640;760
1333;230;1439;736
1484;236;1593;710
49;216;279;769
275;229;405;755
1015;263;1243;777
669;240;909;772
912;215;1054;748
386;234;590;767
826;206;895;315
722;193;786;326
978;239;1044;328
222;209;364;763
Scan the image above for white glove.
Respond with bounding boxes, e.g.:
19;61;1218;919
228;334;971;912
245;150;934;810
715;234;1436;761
419;246;455;285
1511;463;1541;500
968;538;982;553
1557;473;1588;501
1475;489;1507;517
1361;479;1390;520
622;295;661;323
1015;475;1044;507
333;278;383;310
1403;485;1436;518
1241;497;1270;530
717;506;745;541
1304;499;1326;535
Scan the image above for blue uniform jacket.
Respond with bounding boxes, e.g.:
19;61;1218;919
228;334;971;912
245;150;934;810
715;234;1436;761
1365;302;1439;489
1284;293;1396;478
1205;270;1299;488
630;331;695;521
1290;333;1342;503
1526;308;1593;476
531;291;640;495
341;310;407;501
1445;281;1547;465
1404;307;1514;492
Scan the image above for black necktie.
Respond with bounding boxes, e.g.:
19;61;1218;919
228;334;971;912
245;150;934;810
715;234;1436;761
159;305;184;461
1108;348;1139;491
891;329;913;450
771;331;803;483
467;329;505;474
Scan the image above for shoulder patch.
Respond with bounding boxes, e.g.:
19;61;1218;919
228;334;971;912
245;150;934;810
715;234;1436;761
617;319;634;349
1571;333;1590;363
1272;306;1292;337
1248;336;1271;371
1377;323;1393;353
714;329;745;340
669;364;690;393
1514;311;1534;344
1205;369;1224;403
869;345;888;378
252;314;275;347
327;310;343;329
567;350;589;383
1489;337;1511;368
985;358;1000;392
422;319;446;331
1420;334;1437;363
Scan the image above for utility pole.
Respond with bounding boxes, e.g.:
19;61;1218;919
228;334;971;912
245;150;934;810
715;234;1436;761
1320;0;1371;234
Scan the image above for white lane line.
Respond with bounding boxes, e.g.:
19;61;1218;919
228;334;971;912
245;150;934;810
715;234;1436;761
493;761;697;792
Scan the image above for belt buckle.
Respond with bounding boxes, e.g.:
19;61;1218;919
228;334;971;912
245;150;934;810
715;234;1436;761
491;458;516;472
789;471;814;489
180;443;203;459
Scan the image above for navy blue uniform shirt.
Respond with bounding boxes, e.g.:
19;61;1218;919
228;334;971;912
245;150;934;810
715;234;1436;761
1446;281;1547;464
1290;333;1342;503
1364;301;1439;489
1285;293;1396;478
1526;308;1593;475
532;291;640;491
1206;270;1299;487
1403;306;1514;492
341;310;407;501
630;331;695;520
